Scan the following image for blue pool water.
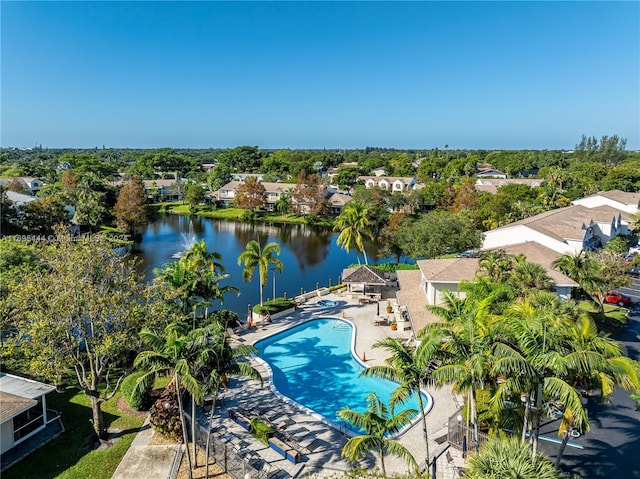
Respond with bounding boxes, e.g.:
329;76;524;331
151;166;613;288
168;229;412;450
315;299;338;307
254;318;431;432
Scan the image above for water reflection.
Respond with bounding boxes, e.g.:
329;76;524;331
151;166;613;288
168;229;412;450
134;215;365;318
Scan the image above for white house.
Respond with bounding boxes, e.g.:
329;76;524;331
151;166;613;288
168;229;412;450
482;204;636;254
0;373;59;455
475;178;544;195
571;190;640;215
357;176;417;192
0;177;42;196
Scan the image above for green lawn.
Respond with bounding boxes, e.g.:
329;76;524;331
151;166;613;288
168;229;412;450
3;388;145;479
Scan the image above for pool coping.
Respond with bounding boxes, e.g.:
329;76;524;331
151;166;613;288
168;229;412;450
251;314;434;439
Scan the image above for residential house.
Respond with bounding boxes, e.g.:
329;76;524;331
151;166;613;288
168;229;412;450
142;179;184;203
327;193;353;216
215;180;294;211
475;163;507;179
357;176;418;192
475;178;544;195
571;189;640;215
0;177;42;196
396;242;578;333
0;373;61;458
482;204;636;254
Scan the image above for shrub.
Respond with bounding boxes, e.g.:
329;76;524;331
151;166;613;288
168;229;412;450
250;418;273;445
149;380;182;440
121;371;153;411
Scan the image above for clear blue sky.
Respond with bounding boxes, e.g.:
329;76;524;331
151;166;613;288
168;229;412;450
2;1;638;150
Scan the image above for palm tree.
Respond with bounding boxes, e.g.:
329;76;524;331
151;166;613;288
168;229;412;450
154;260;198;314
275;191;291;215
337;392;419;478
508;256;553;293
334;200;373;265
426;290;501;449
133;321;210;479
359;335;441;468
183;239;225;274
477;250;513;282
237;240;283;306
552;251;603;303
466;436;564;479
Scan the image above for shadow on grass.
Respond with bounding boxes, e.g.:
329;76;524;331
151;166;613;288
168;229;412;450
2;387;139;479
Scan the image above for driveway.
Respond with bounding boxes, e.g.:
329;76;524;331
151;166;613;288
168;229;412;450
539;293;640;479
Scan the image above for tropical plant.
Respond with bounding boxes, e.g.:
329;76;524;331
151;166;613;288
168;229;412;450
359;335;442;468
334;200;373;265
237;240;283;306
465;436;563;479
337;392;419;478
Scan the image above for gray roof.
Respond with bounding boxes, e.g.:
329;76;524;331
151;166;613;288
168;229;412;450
341;266;387;285
0;373;55;400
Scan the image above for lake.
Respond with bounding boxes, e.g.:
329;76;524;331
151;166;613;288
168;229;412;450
134;214;382;319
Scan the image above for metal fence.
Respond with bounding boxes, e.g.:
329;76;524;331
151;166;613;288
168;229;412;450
447;409;490;455
184;410;264;479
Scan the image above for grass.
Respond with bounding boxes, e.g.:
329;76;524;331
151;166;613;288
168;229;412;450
3;387;145;479
152;202;335;227
578;299;628;333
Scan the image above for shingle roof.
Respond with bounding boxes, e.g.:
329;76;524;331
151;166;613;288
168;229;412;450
592;190;640;206
0;391;37;423
504;204;634;242
395;270;441;333
342;266;387;285
417;258;481;282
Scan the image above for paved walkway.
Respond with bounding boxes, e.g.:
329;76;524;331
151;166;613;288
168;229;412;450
199;292;466;478
111;418;182;479
113;291;466;478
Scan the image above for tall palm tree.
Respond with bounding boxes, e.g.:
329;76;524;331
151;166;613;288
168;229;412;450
466;436;564;479
508;257;553;293
359;334;441;468
237;240;283;306
334;200;373;265
552;251;604;303
154;260;198;314
133;321;210;479
426;290;501;449
337;392;419;478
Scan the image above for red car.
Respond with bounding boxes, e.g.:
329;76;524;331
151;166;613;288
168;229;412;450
601;291;631;307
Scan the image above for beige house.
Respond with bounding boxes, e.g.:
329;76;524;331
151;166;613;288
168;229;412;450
475;178;544;194
397;242;578;334
215;181;294;211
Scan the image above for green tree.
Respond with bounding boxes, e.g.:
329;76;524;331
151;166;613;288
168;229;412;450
359;336;441;468
397;210;483;260
6;231;151;440
237;240;283;306
21;195;69;234
183;182;206;213
337;392;419;478
113;175;149;239
334;200;373;265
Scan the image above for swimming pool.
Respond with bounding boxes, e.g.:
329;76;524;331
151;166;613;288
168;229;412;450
254;318;432;434
315;299;338;308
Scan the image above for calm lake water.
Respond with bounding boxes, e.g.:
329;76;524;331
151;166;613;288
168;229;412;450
135;215;383;319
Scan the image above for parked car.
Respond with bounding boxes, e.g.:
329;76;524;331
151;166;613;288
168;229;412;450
600;291;632;307
627;266;640;276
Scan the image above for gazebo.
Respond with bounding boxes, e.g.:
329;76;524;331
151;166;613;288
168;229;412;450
341;265;388;299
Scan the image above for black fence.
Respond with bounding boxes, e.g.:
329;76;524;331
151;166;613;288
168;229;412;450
447;409;490;456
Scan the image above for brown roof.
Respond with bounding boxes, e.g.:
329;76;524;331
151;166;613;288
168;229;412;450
395;270;441;333
504;204;634;242
594;190;640;206
417;258;480;283
0;391;37;422
342;266;387;285
328;193;353;207
488;242;578;287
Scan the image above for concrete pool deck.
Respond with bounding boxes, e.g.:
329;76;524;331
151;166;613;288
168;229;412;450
197;292;466;478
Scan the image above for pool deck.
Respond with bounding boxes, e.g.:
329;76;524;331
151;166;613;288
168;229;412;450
197;292;466;478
